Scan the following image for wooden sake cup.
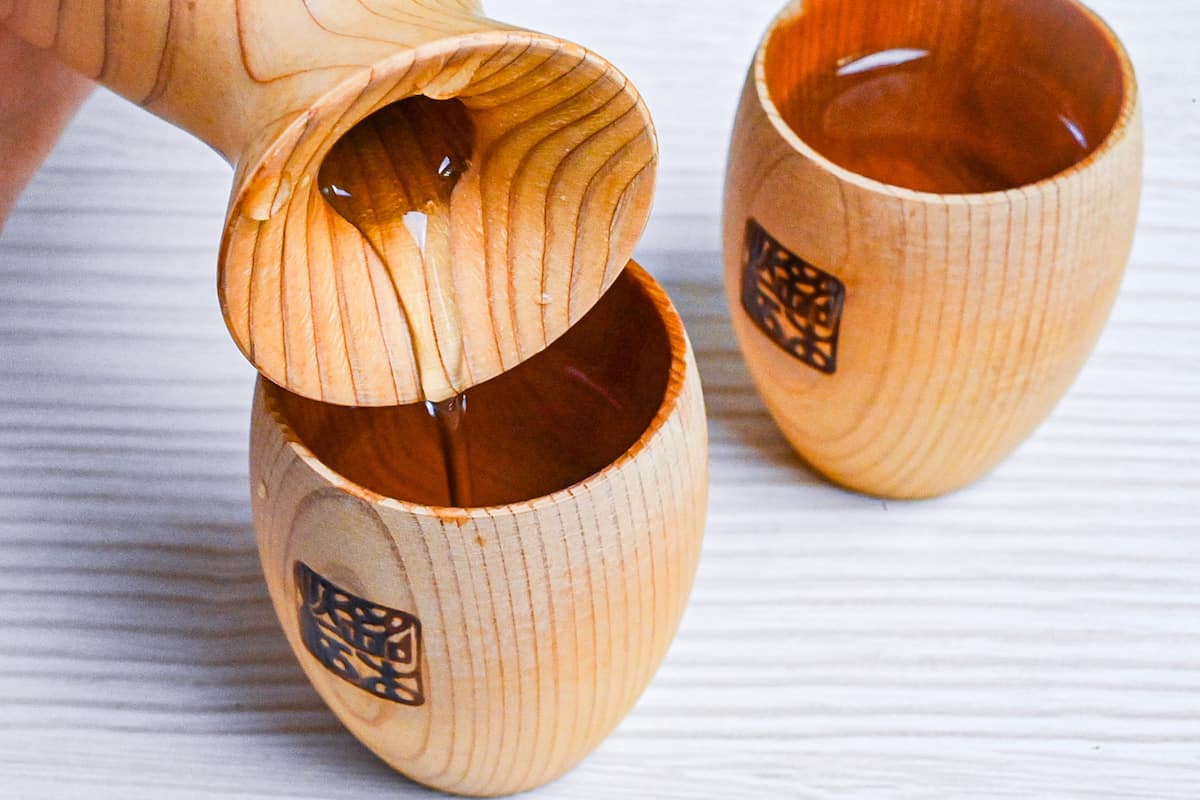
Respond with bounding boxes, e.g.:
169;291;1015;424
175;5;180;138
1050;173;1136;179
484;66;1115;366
724;0;1143;499
249;262;708;796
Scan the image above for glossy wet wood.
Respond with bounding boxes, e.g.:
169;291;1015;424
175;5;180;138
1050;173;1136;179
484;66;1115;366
271;267;673;508
316;96;476;399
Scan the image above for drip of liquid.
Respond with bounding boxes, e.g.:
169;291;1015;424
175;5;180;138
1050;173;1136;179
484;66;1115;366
318;95;474;394
785;47;1097;193
319;96;477;506
426;393;472;507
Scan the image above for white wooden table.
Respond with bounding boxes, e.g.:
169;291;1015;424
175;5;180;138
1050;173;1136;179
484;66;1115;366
2;1;1198;796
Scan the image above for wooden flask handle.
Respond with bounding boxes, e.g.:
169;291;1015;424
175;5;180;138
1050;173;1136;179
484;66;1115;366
0;0;486;159
2;0;658;408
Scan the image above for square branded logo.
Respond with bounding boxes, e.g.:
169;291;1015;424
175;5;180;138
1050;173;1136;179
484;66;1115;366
295;562;425;706
741;219;845;374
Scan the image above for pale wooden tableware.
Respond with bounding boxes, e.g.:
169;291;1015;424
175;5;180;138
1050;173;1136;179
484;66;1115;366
2;0;655;406
250;260;708;797
724;0;1143;499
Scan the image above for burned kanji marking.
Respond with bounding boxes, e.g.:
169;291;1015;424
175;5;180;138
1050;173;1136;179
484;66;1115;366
295;562;425;706
741;218;845;374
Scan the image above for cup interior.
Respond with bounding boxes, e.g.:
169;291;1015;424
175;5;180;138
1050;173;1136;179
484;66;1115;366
265;266;676;509
762;0;1130;193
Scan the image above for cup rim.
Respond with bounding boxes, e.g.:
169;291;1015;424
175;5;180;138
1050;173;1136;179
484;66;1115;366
258;259;691;519
752;0;1140;203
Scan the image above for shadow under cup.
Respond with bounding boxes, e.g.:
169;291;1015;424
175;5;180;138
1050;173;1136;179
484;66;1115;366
765;0;1130;194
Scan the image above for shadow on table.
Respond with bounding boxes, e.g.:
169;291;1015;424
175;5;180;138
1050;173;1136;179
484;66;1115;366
657;269;828;486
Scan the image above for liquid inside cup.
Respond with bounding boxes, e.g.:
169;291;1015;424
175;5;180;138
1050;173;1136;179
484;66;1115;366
765;0;1128;193
270;269;673;508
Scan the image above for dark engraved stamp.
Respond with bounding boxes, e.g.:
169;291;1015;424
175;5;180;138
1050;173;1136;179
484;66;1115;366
295;562;425;706
741;218;845;374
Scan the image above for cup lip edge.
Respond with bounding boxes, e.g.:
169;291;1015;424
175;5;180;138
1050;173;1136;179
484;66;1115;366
258;258;693;519
751;0;1141;204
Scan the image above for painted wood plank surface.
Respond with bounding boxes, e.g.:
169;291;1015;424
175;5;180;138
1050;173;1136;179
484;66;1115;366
1;0;1198;797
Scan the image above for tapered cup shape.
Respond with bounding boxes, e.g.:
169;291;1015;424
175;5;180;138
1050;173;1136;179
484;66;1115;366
3;0;656;406
724;0;1142;499
250;261;708;796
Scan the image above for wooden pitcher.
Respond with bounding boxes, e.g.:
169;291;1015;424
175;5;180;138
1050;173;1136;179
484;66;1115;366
2;0;657;406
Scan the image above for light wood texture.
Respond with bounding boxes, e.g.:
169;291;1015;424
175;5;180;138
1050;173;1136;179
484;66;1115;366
724;0;1144;499
250;262;708;796
1;0;656;406
1;0;1197;796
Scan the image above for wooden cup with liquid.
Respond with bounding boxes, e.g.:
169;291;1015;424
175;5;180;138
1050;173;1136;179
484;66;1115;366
724;0;1143;499
250;261;708;796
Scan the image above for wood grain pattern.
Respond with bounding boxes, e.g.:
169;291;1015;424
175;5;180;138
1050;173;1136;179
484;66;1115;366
1;0;1198;796
250;261;708;796
724;0;1144;499
1;0;657;406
